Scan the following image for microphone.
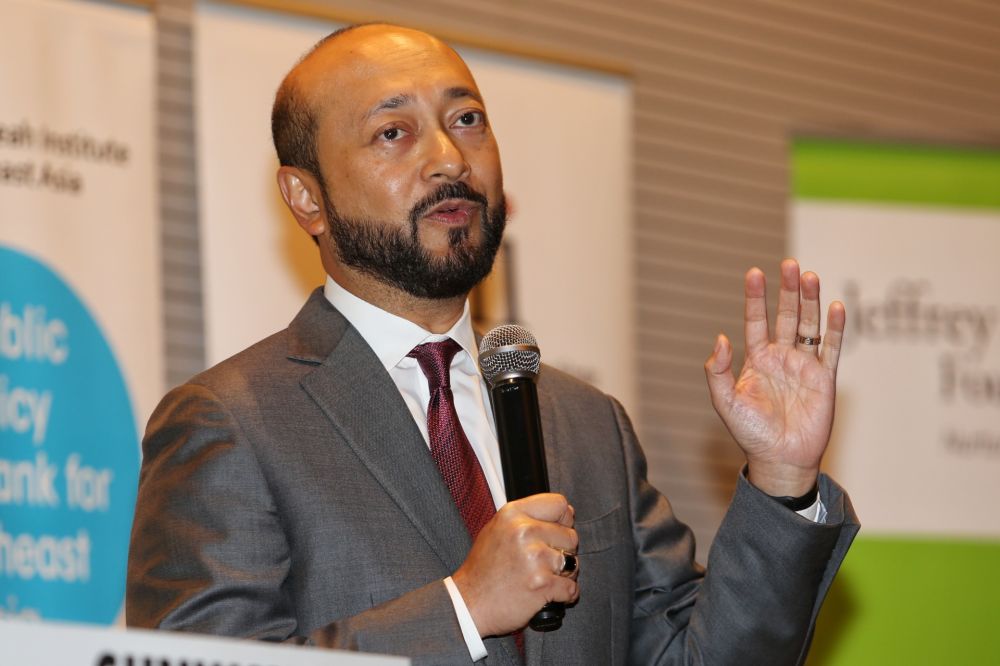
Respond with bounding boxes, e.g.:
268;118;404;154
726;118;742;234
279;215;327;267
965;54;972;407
479;324;564;632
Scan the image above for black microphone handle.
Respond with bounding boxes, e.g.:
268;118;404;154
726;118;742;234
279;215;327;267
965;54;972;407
490;376;565;632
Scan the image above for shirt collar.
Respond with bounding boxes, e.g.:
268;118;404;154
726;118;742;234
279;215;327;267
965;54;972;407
323;276;480;371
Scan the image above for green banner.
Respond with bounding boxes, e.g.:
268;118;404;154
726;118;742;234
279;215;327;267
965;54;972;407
794;138;1000;209
809;537;1000;665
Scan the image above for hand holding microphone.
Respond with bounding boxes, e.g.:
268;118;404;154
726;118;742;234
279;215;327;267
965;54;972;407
480;324;573;632
451;492;578;638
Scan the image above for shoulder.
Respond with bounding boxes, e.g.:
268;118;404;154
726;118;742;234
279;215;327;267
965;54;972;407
175;288;347;401
185;328;295;398
143;329;296;443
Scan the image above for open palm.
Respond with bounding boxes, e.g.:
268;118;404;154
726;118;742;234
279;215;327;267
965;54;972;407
705;259;846;498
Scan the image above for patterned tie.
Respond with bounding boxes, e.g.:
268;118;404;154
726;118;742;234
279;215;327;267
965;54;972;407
408;339;496;539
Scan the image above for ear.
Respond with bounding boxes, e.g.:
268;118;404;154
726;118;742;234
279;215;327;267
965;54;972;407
277;166;327;237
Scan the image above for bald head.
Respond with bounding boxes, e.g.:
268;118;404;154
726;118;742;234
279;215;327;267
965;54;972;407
271;21;504;310
270;23;472;179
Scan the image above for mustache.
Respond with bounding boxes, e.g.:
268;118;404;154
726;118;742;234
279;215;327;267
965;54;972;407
409;182;490;225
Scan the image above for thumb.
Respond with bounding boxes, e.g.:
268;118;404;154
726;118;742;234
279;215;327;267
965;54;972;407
704;334;736;414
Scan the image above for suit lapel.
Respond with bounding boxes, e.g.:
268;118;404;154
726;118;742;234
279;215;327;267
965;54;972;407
290;291;472;573
289;292;560;663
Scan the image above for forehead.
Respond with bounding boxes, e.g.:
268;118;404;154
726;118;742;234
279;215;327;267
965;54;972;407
297;27;481;124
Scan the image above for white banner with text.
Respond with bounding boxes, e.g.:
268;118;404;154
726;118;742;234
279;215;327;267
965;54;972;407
0;0;160;624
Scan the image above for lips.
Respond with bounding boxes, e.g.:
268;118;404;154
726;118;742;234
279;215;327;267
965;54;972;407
422;199;480;225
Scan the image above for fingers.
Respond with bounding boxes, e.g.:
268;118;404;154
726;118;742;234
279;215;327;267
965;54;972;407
532;521;579;556
770;259;823;356
524;537;579;604
743;267;770;355
775;258;801;347
453;495;580;635
558;501;575;528
534;563;580;605
704;334;736;413
821;300;846;372
505;495;579;556
796;271;821;356
532;545;579;602
514;493;574;527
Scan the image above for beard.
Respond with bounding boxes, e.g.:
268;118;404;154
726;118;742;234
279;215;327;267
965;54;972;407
319;180;507;300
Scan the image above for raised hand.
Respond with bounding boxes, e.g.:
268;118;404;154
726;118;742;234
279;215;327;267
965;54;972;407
704;259;846;498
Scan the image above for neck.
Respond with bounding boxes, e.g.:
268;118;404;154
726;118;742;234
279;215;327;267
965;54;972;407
327;265;467;334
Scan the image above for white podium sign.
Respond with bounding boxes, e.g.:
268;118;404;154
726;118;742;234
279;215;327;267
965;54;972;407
0;620;409;665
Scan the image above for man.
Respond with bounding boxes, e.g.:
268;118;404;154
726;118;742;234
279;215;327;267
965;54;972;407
127;23;858;665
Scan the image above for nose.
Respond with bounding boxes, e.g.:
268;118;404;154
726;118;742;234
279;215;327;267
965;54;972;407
421;128;470;182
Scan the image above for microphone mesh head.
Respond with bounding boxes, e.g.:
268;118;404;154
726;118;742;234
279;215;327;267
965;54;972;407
478;324;540;385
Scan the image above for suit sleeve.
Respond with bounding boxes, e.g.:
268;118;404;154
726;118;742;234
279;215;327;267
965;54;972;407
611;399;860;665
126;383;477;665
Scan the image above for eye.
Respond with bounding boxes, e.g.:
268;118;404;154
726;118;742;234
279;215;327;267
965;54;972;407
454;111;484;128
379;126;407;142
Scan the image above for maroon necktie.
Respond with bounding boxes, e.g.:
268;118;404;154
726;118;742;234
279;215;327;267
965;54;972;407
409;339;496;539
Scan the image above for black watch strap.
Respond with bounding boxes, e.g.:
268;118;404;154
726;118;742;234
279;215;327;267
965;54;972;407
770;484;819;512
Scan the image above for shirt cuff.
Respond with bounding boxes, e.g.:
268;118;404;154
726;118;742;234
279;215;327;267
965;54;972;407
443;576;488;662
796;495;827;523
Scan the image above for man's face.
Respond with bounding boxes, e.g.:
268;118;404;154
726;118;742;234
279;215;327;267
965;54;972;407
302;27;506;299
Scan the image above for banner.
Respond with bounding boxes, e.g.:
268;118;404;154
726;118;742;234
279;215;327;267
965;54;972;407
0;0;159;624
790;139;1000;664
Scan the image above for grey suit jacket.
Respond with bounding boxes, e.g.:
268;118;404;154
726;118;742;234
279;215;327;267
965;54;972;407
127;289;859;665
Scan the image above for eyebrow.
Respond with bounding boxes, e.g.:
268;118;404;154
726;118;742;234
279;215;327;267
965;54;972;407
446;86;483;104
362;87;484;122
364;94;413;122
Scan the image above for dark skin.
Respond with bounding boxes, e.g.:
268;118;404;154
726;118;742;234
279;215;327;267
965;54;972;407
275;24;846;639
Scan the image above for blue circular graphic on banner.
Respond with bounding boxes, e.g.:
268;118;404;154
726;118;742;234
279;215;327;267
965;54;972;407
0;245;139;623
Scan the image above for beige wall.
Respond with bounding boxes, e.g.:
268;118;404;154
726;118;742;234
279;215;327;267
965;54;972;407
157;0;1000;558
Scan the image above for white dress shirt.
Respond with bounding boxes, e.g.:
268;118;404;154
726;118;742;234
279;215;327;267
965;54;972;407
323;275;826;660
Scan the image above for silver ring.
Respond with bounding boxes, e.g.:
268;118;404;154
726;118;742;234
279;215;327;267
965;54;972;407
559;550;578;576
796;335;821;346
